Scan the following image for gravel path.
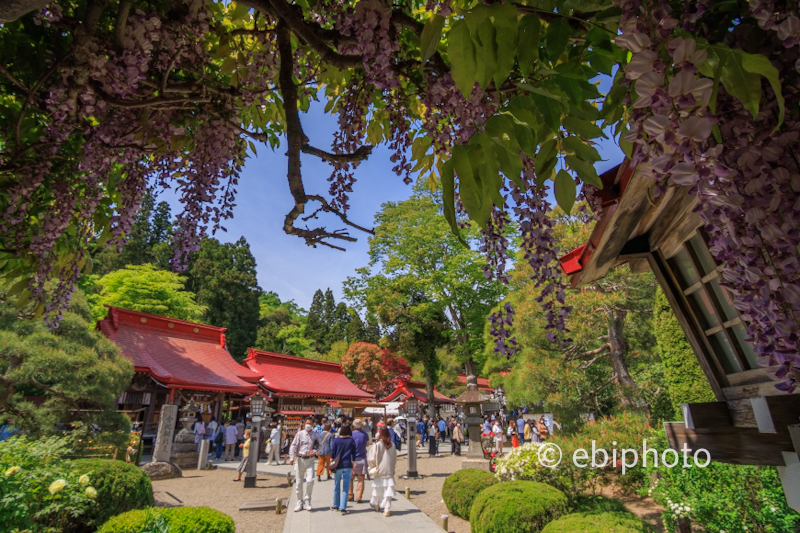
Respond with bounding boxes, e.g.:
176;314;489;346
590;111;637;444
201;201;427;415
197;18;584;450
152;467;291;533
394;445;472;533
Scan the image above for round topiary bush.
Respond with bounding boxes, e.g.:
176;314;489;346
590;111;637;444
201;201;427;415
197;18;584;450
469;481;569;533
442;468;497;519
541;511;654;533
69;459;154;532
97;506;235;533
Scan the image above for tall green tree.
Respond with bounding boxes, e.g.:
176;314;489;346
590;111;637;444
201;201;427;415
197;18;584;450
345;188;505;376
0;291;133;438
653;289;716;417
344;309;366;344
186;237;261;361
92;192;173;276
372;287;449;419
326;302;350;348
305;289;329;352
483;207;667;426
90;264;205;322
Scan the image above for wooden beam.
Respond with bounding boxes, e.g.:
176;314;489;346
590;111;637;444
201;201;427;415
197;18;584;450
627;258;650;274
579;162;650;284
664;422;794;466
681;401;732;429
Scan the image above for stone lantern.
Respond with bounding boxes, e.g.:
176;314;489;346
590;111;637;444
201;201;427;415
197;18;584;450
454;375;489;471
170;398;201;469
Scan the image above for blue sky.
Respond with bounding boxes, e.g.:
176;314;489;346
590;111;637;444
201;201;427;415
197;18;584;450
160;94;624;311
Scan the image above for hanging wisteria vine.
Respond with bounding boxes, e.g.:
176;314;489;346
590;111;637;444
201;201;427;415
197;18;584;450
0;0;798;391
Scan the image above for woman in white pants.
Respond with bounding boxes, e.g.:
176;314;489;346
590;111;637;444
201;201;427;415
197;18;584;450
368;428;397;517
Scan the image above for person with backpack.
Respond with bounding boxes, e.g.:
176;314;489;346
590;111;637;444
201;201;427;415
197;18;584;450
330;424;357;514
316;422;334;481
213;420;225;459
386;418;401;452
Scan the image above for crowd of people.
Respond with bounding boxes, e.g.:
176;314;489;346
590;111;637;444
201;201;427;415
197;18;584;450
191;407;557;512
284;416;400;515
482;414;554;455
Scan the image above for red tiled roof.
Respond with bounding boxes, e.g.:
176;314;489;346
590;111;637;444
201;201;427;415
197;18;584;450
243;349;374;400
380;379;454;405
456;374;494;392
97;306;260;394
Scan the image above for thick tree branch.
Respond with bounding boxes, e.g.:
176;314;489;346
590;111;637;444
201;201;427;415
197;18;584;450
579;351;610;370
242;0;363;68
304;195;374;235
580;375;616;403
276;21;368;250
114;0;133;50
106;96;211;109
565;342;611;362
0;65;29;93
27;379;81;410
301;144;373;163
0;0;49;23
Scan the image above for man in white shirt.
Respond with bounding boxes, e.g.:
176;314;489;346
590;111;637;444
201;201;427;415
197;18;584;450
289;417;321;511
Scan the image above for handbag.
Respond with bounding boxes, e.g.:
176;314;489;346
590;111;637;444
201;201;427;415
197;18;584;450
330;438;345;472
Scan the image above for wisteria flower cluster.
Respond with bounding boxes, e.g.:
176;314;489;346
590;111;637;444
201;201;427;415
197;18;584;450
616;0;800;391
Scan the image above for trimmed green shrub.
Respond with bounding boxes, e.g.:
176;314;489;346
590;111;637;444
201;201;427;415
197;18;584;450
442;468;497;519
98;506;235;533
69;459;153;532
571;495;628;514
470;481;568;533
541;511;654;533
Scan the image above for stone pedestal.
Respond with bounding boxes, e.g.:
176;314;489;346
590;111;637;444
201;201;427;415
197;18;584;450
152;404;178;463
455;376;490;471
169;399;200;469
170;430;200;469
461;457;491;471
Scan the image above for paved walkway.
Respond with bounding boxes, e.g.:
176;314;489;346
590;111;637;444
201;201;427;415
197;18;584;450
216;443;454;533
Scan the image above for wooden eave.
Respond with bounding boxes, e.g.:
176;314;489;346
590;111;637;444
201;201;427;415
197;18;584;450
568;156;702;287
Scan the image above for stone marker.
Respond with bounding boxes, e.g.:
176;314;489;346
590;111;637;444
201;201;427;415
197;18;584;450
141;461;182;480
239;498;289;512
197;439;210;470
152;404;178;463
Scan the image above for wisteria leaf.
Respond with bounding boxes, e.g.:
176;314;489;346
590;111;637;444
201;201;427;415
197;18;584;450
517;14;541;77
440;159;467;245
420;15;445;63
563;136;601;161
452;144;486;227
475;18;498;90
562;116;605;139
545;18;571;61
720;50;761;120
448;20;477;97
554;169;577;214
566;155;602;187
740;51;785;128
491;3;518;88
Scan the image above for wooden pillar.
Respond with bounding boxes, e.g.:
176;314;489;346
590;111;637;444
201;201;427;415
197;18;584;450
143;391;157;433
